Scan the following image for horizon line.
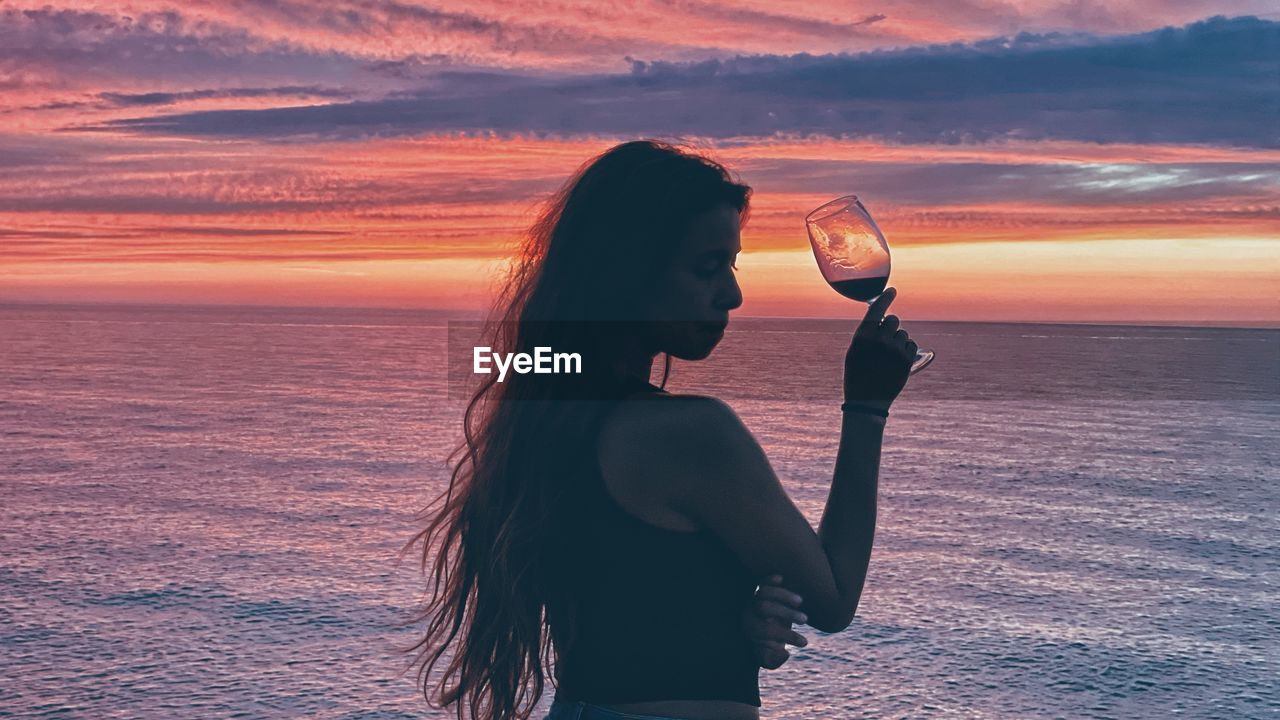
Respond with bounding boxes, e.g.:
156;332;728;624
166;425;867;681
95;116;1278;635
1;299;1276;331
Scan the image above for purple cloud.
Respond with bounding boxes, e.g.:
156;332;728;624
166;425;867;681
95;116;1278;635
98;86;353;107
88;16;1279;148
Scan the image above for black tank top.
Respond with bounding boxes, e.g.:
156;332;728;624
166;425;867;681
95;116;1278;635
554;380;761;706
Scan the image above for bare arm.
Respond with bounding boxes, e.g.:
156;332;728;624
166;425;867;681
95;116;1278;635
814;410;885;630
599;289;915;633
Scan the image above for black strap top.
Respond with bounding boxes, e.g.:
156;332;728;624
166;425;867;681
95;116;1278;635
553;379;761;706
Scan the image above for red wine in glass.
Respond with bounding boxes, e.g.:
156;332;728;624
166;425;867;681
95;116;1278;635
806;195;935;374
830;276;889;302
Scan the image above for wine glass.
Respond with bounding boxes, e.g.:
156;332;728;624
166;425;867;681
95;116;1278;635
806;195;935;374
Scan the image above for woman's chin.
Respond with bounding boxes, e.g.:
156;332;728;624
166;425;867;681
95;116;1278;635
666;336;722;361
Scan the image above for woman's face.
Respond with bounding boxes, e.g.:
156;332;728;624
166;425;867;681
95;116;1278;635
644;204;744;360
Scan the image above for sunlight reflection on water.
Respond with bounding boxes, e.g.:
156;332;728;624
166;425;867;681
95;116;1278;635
1;305;1276;718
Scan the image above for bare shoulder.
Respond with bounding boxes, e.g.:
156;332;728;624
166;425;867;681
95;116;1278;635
598;392;764;491
597;394;758;530
598;392;747;455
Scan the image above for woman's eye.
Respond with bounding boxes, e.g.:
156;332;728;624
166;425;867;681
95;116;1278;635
695;255;737;277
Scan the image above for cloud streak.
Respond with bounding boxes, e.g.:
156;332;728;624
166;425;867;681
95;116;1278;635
90;16;1279;148
2;4;1276;319
98;86;353;107
1;132;1274;271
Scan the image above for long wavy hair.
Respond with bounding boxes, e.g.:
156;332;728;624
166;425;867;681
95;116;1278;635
408;140;751;720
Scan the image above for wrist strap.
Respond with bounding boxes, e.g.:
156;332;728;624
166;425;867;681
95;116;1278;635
841;401;889;418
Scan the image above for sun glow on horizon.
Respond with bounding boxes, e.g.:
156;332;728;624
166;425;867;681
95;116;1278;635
1;8;1276;324
4;237;1276;326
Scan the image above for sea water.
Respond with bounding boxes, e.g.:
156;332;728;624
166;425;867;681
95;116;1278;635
1;304;1276;718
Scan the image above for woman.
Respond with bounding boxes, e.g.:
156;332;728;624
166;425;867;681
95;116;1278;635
411;140;916;720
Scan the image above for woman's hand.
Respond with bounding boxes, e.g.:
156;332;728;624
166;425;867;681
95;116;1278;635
744;574;809;670
843;287;916;410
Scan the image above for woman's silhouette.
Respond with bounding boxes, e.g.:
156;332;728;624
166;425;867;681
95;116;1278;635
411;140;916;720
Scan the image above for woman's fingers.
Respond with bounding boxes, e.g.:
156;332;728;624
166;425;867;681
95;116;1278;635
893;329;909;352
755;574;787;592
754;598;807;625
756;643;789;670
857;288;896;337
754;628;810;668
888;326;918;360
749;574;809;670
754;584;803;608
750;615;810;645
879;315;919;363
776;624;809;647
749;572;809;671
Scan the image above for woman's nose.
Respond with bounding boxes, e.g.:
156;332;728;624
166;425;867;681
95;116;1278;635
718;270;743;311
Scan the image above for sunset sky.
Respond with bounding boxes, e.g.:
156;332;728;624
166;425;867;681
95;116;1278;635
1;2;1277;323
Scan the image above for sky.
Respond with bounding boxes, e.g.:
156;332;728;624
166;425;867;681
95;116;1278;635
0;1;1277;324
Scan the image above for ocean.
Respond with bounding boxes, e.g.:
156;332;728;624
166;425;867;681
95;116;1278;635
1;303;1276;719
